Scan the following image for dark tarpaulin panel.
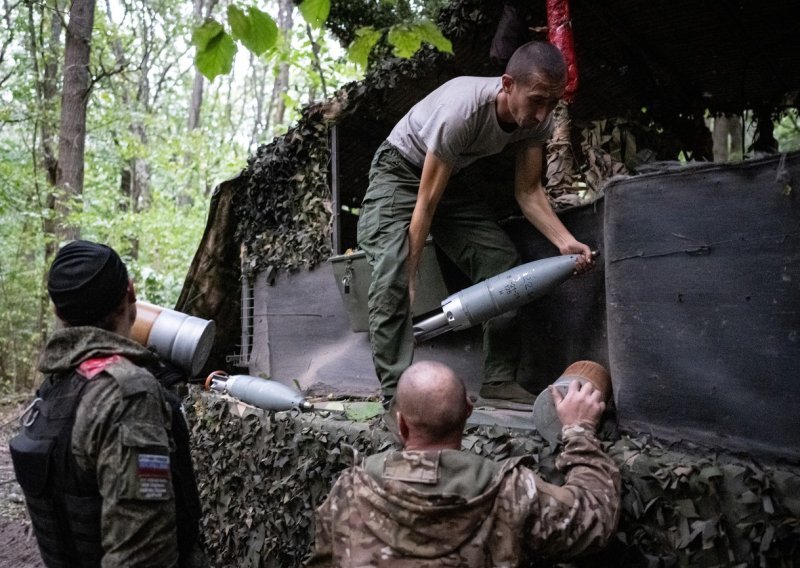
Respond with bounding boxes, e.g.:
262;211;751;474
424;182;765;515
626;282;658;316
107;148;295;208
175;176;244;378
503;202;608;393
604;152;800;460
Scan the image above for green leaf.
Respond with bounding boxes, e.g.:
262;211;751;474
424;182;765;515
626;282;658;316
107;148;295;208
387;20;452;59
227;6;249;40
191;19;225;51
194;24;237;81
347;27;382;68
248;7;279;53
387;24;422;58
228;5;278;56
298;0;330;29
416;19;452;53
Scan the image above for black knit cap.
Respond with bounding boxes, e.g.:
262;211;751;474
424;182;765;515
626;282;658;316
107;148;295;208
47;240;129;326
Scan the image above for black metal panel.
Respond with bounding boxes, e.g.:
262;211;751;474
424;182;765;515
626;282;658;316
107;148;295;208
505;202;608;392
605;152;800;460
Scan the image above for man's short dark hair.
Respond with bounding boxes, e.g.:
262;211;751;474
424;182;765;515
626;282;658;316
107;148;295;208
505;41;567;86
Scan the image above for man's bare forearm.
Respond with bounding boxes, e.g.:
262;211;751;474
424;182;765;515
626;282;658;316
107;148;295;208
516;184;575;249
407;153;453;291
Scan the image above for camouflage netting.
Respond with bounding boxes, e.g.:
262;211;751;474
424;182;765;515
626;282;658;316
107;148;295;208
235;112;334;279
187;391;800;568
175;177;244;375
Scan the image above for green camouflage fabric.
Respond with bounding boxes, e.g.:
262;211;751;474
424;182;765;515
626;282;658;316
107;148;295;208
308;424;620;567
175;176;243;376
38;327;179;568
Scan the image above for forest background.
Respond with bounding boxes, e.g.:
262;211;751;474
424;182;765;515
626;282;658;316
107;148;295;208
1;0;798;394
0;0;452;392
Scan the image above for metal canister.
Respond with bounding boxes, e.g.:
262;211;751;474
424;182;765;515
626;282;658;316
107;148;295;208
131;301;216;377
531;360;611;445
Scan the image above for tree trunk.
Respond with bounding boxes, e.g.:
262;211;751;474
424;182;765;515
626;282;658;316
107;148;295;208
55;0;97;241
304;23;327;101
188;0;219;130
188;65;205;131
28;1;63;229
27;0;66;348
272;0;294;128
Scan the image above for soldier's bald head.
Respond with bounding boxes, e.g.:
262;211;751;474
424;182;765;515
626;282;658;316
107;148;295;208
395;361;470;443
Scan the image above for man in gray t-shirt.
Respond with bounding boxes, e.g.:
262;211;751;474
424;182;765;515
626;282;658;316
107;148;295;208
357;41;594;411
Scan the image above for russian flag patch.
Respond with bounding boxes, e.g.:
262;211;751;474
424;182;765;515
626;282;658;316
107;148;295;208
136;454;171;499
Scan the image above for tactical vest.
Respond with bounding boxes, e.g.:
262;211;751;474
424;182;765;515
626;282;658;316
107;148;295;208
10;366;103;567
9;357;202;568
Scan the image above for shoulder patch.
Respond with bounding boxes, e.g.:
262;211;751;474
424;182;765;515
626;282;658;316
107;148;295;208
77;355;123;379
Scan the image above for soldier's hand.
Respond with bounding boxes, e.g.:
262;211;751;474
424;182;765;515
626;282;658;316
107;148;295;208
559;239;594;274
551;380;605;432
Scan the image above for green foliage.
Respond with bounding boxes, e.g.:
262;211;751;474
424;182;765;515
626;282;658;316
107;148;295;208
347;26;382;68
0;0;256;388
193;0;327;82
298;0;331;30
345;16;453;70
343;401;383;421
227;6;279;57
0;0;365;390
193;0;453;79
386;24;422;58
193;19;238;81
188;393;800;567
323;0;397;47
414;18;452;53
0;157;47;391
385;19;452;59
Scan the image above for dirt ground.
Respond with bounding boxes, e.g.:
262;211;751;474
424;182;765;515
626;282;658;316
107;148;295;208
0;397;44;568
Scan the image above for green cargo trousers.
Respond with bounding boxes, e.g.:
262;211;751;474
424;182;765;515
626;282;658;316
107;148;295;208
357;141;521;398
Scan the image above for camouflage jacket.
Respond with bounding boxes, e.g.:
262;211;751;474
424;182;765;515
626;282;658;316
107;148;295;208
308;425;620;567
38;327;179;568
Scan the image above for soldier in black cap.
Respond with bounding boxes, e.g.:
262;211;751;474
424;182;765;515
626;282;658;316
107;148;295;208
10;240;206;568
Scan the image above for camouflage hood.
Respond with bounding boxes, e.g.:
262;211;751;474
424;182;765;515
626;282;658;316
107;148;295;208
355;449;529;558
38;327;156;374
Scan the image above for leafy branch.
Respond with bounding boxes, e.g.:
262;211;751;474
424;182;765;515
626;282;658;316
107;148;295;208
348;18;451;69
192;4;279;82
191;0;452;81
